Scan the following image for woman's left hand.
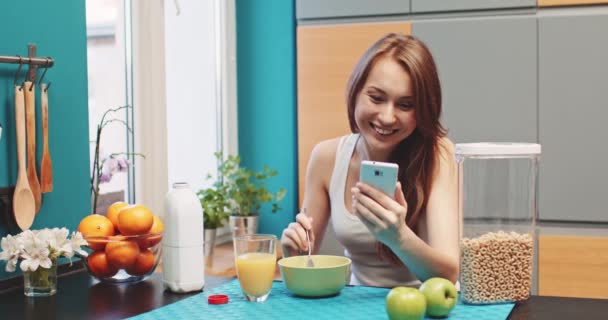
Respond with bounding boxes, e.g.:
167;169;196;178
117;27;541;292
351;181;408;248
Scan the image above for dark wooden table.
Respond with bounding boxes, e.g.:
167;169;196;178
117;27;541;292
0;269;607;320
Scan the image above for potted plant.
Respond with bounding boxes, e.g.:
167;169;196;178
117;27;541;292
215;152;286;237
197;178;230;260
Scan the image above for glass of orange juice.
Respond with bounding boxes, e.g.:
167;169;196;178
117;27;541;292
233;234;277;302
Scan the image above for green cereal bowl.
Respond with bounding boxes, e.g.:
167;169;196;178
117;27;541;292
278;255;351;297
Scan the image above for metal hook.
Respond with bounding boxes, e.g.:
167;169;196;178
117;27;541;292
38;57;51;92
28;57;35;92
13;55;24;88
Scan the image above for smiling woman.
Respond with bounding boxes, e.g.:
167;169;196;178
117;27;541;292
351;56;418;160
282;33;459;288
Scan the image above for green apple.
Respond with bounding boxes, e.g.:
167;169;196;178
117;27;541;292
385;287;427;320
419;277;458;317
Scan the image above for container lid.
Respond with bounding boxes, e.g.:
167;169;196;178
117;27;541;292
455;143;541;156
208;294;229;304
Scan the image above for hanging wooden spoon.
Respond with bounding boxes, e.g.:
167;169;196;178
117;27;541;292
40;83;53;193
13;85;36;230
24;81;41;213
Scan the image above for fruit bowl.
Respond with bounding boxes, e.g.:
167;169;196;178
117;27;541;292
82;232;163;283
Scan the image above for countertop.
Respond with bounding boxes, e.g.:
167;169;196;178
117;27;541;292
1;269;607;320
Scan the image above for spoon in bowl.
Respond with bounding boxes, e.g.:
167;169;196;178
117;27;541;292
303;208;315;268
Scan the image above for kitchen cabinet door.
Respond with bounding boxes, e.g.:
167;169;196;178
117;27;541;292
296;0;409;20
538;9;608;222
539;235;608;298
412;16;537;144
411;0;535;13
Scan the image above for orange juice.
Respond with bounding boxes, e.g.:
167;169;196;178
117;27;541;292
236;252;276;297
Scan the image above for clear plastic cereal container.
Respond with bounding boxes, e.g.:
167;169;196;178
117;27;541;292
455;143;541;304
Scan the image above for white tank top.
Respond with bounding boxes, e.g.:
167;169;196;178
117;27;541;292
329;134;420;287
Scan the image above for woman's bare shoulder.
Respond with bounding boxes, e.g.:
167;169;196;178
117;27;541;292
437;136;455;159
309;137;343;169
312;137;342;158
305;136;345;190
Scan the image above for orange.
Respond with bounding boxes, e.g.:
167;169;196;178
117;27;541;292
137;215;165;249
149;215;165;233
87;251;118;278
117;205;154;235
78;214;115;250
106;201;129;230
85;238;110;251
105;240;140;269
125;250;156;276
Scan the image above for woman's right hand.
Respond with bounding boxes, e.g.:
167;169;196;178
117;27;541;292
280;212;314;257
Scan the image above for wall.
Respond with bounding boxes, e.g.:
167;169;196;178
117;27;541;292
235;0;297;237
0;2;90;280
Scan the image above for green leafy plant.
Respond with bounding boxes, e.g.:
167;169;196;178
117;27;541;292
215;151;286;217
197;178;230;230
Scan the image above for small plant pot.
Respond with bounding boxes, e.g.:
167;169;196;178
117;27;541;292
204;228;217;258
229;214;259;237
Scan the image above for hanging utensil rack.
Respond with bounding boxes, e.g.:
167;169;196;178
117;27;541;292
0;44;54;228
0;44;54;82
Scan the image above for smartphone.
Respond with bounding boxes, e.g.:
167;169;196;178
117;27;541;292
359;160;399;198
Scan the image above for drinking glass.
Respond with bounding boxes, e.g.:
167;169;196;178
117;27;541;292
233;234;277;302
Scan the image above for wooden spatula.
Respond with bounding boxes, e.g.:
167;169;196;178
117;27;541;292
40;83;53;193
23;81;41;214
13;85;36;230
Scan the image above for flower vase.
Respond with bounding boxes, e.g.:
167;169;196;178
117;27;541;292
23;260;58;297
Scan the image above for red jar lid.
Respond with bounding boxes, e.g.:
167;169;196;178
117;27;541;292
208;294;229;305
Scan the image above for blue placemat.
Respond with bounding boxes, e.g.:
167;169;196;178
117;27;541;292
128;280;515;320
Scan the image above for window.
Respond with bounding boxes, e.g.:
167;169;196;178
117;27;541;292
87;1;236;240
126;0;237;242
86;0;133;214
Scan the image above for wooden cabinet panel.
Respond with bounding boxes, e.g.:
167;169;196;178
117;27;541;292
539;235;608;298
297;22;411;203
539;0;608;7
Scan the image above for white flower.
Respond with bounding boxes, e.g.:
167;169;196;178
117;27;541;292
19;230;52;272
70;232;88;257
0;235;22;272
0;228;89;272
52;228;73;258
34;228;54;246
